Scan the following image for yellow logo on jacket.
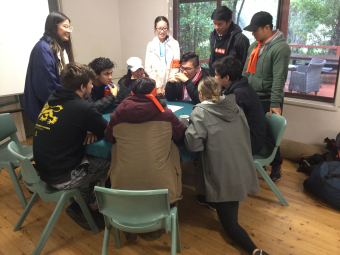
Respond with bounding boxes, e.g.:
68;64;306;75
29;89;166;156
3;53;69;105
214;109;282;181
38;103;63;124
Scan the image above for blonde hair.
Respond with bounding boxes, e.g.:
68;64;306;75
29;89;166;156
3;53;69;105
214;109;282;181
198;77;221;103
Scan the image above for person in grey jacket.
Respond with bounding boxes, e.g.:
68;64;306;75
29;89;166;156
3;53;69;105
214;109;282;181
185;77;268;255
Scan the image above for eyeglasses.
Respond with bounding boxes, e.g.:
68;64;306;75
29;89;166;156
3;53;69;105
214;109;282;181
156;27;168;32
62;25;73;32
180;66;195;72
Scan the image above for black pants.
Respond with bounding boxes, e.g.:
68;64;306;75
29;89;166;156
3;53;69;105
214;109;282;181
214;201;257;254
261;100;283;167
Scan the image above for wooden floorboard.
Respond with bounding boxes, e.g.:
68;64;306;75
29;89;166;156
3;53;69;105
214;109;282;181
0;138;339;254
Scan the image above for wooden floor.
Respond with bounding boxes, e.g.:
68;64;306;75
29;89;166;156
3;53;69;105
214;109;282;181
1;139;339;254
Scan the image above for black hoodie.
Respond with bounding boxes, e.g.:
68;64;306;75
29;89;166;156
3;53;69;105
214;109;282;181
33;89;108;184
209;22;250;76
222;76;266;155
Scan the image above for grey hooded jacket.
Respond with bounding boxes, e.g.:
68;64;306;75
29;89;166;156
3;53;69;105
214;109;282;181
185;94;260;202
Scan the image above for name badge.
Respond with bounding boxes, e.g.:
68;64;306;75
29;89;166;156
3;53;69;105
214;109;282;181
215;48;225;54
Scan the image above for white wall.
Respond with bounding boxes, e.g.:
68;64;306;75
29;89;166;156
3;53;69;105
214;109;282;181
61;0;124;79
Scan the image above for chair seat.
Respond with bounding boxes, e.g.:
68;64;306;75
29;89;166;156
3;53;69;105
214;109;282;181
253;142;275;163
0;141;33;167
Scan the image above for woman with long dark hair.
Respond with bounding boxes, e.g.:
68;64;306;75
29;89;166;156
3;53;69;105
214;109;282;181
145;16;180;96
23;11;75;122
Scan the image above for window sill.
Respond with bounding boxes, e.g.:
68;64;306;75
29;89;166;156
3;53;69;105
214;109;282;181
284;96;339;111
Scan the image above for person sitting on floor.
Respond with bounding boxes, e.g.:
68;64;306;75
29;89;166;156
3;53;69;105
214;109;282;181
213;56;266;155
33;62;110;230
115;57;149;106
185;77;268;255
165;52;208;104
88;57;118;113
104;77;187;242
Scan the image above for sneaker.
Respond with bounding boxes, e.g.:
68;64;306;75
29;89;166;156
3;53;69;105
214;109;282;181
254;250;269;255
195;195;217;212
270;166;282;182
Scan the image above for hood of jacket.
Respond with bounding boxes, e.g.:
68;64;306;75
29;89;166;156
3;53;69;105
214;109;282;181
49;89;82;105
115;95;162;123
212;22;242;41
223;76;249;95
196;94;241;122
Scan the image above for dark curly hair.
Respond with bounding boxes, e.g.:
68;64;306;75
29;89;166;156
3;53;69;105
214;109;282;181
213;56;242;81
88;57;117;75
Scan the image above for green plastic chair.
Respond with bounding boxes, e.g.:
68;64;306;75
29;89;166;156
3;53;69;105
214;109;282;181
253;113;289;206
0;113;33;209
94;187;181;255
7;141;99;255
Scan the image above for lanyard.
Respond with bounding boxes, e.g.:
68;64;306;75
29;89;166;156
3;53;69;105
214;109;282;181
159;41;167;65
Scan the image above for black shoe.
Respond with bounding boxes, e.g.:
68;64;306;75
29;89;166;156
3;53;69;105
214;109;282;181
195;195;216;212
66;202;91;230
91;209;105;229
270;166;282;182
123;231;138;242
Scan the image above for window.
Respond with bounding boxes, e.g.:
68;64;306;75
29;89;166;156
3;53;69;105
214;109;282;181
173;0;340;103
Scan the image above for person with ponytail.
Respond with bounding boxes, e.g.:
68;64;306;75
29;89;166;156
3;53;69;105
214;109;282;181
185;77;269;255
145;16;180;96
104;77;186;242
23;11;75;122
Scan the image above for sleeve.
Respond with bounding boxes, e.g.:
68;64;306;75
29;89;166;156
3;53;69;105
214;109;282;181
184;108;207;152
104;111;117;144
82;106;108;140
234;89;251;115
145;42;156;80
184;80;200;104
165;81;181;101
114;86;130;106
169;40;181;78
238;35;250;67
209;32;215;77
168;110;187;142
270;44;291;108
32;46;62;104
87;94;116;113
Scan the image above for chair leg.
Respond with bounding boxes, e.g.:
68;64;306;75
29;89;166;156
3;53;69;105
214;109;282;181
256;163;289;206
7;164;27;209
101;225;111;255
176;213;181;253
171;213;178;255
75;191;99;234
17;169;22;180
14;192;39;231
113;228;121;249
31;194;68;255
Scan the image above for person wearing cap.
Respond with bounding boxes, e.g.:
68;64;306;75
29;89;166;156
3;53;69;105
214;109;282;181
104;77;186;242
115;57;149;106
242;11;291;181
209;6;250;77
165;52;208;104
87;57;118;113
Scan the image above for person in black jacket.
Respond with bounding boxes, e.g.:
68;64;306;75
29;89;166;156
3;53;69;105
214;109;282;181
88;57;118;113
209;6;249;76
165;52;208;104
213;56;266;155
33;62;110;229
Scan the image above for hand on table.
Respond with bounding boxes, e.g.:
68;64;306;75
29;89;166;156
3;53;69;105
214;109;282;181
83;132;97;145
269;108;282;116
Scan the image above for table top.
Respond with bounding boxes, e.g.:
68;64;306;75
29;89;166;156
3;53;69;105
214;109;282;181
290;54;339;62
86;99;197;161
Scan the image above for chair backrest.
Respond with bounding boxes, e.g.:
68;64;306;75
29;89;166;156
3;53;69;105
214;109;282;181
308;58;326;73
7;141;40;186
0;113;18;141
265;113;287;147
94;187;171;225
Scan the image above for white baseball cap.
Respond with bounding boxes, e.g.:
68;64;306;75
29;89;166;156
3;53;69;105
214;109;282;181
127;57;144;72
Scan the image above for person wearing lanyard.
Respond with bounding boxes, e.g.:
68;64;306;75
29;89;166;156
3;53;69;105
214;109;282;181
23;12;74;123
165;52;208;105
145;16;180;96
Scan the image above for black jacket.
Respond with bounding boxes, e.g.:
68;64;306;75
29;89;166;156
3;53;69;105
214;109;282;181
209;22;249;76
33;89;108;184
88;84;116;113
222;76;266;155
165;69;208;104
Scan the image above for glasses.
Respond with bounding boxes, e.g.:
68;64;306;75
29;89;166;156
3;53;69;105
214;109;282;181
62;25;73;32
180;66;195;72
156;27;168;32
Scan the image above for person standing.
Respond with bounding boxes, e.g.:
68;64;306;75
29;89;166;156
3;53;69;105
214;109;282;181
209;6;249;76
23;12;74;123
145;16;180;95
242;11;291;181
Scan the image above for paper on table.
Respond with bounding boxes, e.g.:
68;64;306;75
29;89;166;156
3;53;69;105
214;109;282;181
167;105;184;112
